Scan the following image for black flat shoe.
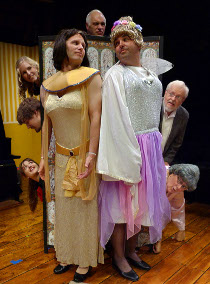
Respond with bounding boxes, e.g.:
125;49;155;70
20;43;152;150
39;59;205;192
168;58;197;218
112;260;139;282
126;256;151;270
73;267;92;283
53;264;70;274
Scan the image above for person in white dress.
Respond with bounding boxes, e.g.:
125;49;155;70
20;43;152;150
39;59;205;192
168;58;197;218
97;16;171;282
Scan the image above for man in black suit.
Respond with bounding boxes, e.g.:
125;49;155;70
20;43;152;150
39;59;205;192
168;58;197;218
160;80;189;165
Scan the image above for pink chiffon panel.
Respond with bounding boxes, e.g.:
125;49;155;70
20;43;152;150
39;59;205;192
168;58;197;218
98;131;171;248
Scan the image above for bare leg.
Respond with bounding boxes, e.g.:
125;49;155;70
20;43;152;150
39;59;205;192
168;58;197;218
175;230;185;241
76;266;89;274
60;263;68;266
111;224;132;272
153;239;162;253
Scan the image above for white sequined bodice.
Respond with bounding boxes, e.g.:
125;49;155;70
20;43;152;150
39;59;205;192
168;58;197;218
124;66;162;134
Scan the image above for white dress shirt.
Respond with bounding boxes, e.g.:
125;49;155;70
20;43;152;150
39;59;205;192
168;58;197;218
161;104;177;152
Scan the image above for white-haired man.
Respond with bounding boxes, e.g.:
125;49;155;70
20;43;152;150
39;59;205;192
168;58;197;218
86;9;106;36
160;80;189;165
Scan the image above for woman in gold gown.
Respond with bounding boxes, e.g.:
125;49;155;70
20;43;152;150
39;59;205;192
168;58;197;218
39;28;103;283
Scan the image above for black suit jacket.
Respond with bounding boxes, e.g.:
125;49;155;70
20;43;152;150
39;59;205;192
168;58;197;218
159;105;189;164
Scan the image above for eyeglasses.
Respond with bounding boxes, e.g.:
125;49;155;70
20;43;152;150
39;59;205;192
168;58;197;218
166;90;183;101
177;176;188;190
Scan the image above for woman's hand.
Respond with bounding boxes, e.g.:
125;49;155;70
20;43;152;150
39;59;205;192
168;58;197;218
38;158;45;180
78;153;96;179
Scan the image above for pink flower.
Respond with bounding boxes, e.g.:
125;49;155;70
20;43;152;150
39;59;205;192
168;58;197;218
121;20;128;25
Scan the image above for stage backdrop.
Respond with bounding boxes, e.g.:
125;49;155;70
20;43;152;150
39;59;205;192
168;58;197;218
0;42;41;166
39;35;163;251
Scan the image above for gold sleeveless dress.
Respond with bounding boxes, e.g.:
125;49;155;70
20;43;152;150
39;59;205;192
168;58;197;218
44;72;103;266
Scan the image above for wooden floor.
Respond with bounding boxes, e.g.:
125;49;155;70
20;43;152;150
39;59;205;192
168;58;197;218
0;184;209;284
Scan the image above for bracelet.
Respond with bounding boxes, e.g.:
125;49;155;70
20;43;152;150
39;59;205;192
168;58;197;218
88;152;97;156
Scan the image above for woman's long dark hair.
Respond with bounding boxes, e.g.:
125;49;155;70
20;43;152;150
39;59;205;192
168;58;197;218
53;28;89;70
19;158;39;212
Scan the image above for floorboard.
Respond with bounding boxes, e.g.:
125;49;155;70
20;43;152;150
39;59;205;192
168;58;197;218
0;185;209;284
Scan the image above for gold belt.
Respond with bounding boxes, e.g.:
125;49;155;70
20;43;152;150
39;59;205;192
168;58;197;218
56;140;90;156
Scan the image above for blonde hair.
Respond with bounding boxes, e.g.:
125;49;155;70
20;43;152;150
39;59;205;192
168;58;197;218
16;56;39;101
111;16;143;48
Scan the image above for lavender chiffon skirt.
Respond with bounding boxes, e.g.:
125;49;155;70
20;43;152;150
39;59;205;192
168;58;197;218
98;131;171;248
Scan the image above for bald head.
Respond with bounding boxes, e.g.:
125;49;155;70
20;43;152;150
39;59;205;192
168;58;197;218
86;9;106;36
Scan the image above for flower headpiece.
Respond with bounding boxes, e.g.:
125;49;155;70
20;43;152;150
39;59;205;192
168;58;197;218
111;20;142;32
110;16;143;47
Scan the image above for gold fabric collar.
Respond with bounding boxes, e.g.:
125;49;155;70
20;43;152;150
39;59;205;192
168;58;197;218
42;67;99;93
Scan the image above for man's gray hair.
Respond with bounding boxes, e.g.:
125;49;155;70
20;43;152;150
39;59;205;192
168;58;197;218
166;80;189;99
86;9;106;25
